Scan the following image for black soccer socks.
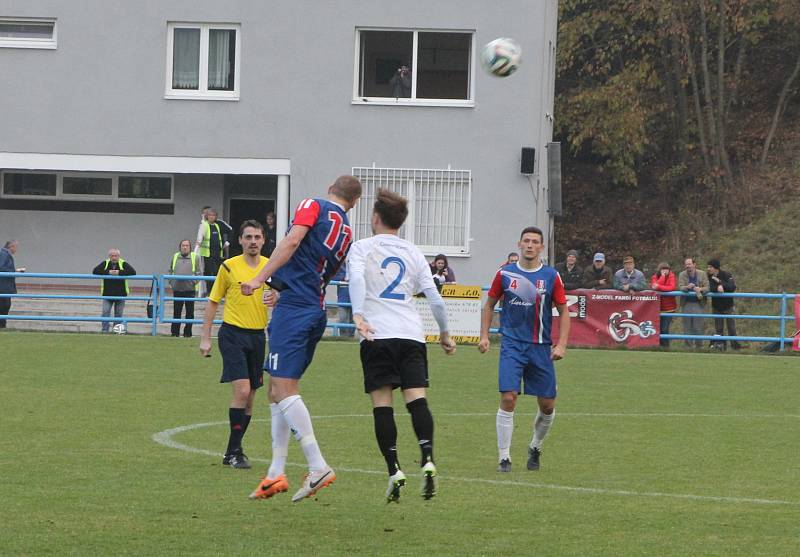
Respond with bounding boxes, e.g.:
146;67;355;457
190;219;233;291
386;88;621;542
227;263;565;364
373;406;400;475
226;407;247;456
406;398;434;465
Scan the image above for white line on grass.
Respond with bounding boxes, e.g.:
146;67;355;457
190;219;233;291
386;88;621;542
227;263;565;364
152;417;798;507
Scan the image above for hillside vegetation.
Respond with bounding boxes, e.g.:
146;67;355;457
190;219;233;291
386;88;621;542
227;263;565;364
553;0;800;302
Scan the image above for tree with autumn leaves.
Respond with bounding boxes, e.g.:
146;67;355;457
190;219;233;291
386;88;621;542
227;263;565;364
556;0;800;229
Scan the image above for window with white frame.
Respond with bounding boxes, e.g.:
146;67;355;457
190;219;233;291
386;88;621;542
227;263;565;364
354;29;474;106
166;22;240;100
351;167;471;255
0;18;56;49
1;171;173;202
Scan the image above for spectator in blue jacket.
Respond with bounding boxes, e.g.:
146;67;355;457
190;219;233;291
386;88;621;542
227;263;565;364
614;255;647;293
0;240;24;329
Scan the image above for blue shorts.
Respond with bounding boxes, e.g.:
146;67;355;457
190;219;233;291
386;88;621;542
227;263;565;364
265;303;327;379
498;338;557;398
218;323;265;390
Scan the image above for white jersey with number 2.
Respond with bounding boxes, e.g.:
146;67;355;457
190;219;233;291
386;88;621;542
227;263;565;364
347;234;443;343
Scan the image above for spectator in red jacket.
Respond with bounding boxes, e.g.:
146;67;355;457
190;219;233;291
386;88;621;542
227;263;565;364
650;261;677;348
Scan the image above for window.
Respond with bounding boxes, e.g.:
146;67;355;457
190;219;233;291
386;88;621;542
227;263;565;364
119;177;171;200
1;171;172;202
166;23;240;100
0;18;56;49
63;177;112;196
3;173;56;196
354;29;474;106
351;167;472;255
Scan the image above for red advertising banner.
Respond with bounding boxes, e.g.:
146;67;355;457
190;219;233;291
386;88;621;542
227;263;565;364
552;289;661;348
793;296;800;351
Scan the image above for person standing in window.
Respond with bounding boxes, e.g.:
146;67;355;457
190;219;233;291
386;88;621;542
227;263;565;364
262;212;278;258
390;64;412;98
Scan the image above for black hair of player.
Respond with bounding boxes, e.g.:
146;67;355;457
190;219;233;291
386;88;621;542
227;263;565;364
373;188;409;230
239;219;264;237
519;226;544;241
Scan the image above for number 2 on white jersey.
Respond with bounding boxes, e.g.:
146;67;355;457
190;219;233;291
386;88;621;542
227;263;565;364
379;256;406;300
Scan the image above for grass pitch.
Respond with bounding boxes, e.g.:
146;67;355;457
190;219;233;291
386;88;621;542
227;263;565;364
1;332;798;556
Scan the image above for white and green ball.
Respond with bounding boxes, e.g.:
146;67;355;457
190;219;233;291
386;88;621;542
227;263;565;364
481;37;522;77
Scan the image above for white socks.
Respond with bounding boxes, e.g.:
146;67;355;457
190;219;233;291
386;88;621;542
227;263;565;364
496;409;514;461
530;409;555;450
277;395;328;472
267;403;289;478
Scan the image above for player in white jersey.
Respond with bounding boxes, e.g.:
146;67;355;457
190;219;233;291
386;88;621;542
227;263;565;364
347;189;456;502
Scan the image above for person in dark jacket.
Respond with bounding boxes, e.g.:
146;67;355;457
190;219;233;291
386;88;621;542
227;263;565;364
93;249;136;333
554;249;583;290
582;252;613;289
0;240;24;329
707;259;740;350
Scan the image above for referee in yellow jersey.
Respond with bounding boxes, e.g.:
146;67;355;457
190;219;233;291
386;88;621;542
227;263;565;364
200;220;276;469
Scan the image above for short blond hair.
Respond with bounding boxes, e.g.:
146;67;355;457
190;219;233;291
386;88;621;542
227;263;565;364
329;175;362;203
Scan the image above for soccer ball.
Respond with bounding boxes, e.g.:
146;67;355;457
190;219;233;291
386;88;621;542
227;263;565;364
112;323;126;335
480;38;522;77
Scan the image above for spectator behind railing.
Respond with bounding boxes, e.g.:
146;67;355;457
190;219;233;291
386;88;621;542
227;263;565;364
650;261;677;348
707;258;741;350
430;254;456;289
582;252;612;289
168;239;201;338
0;240;25;329
555;249;583;290
613;255;647;293
677;257;709;349
92;249;136;334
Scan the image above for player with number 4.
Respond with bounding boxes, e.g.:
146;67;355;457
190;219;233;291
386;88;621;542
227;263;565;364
241;175;362;503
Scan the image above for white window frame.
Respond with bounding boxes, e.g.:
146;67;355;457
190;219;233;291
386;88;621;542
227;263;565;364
351;166;472;256
352;27;475;108
0;170;173;203
0;17;57;49
165;22;241;101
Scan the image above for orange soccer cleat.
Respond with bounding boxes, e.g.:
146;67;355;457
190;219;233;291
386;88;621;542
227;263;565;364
249;474;289;500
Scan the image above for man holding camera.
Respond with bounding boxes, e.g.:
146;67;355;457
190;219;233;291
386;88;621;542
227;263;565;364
390;64;411;98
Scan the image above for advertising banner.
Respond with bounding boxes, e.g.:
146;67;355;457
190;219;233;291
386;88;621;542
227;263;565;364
553;289;661;348
416;284;482;344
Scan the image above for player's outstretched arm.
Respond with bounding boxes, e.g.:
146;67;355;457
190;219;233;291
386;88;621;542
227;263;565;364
551;302;570;361
241;225;309;295
478;296;498;353
199;300;219;357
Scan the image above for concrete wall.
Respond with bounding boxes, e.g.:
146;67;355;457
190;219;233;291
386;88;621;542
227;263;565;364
0;0;558;284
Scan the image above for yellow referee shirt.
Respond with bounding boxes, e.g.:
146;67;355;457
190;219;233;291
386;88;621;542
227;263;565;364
208;255;270;330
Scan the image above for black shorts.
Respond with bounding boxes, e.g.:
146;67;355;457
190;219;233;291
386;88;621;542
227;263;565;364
218;323;265;390
360;338;429;394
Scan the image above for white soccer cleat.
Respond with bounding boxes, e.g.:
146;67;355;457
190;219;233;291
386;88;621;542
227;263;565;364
385;470;407;503
291;467;336;502
421;461;438;500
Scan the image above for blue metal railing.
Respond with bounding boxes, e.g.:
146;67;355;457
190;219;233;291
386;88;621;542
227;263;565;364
1;273;795;350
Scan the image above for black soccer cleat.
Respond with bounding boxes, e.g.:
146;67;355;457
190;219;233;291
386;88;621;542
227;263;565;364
527;447;541;471
497;458;512;473
223;451;251;469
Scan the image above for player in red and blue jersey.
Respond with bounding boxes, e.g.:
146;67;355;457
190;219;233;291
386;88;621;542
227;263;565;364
241;175;362;503
478;226;570;474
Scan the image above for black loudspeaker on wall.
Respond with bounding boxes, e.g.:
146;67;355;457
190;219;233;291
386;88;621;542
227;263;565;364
520;147;536;175
547;142;563;216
